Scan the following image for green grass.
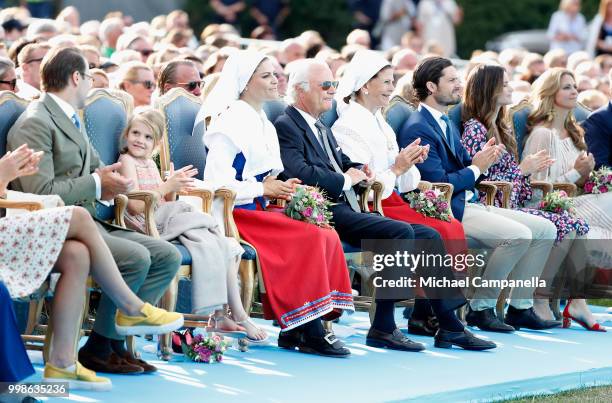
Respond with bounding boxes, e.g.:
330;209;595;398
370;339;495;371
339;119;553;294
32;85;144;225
590;299;612;307
501;385;612;402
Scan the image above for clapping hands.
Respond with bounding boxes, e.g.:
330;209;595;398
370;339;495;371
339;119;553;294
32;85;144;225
519;149;555;175
391;138;429;176
0;144;43;194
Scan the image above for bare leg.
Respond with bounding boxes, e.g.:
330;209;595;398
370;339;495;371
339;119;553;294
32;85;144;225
226;258;267;340
48;240;89;368
64;207;143;317
568;298;598;327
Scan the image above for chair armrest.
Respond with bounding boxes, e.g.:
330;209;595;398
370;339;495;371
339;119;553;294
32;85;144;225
370;180;384;215
214;187;240;239
0;199;44;211
553;182;577;197
531;181;553;198
476;182;497;206
418;181;432;191
179;188;213;214
125;190;160;237
113;194;128;228
431;182;454;203
481;181;512;208
359;183;372;213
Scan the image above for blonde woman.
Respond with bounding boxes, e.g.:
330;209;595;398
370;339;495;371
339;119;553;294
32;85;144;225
524;68;611;331
118;61;156;107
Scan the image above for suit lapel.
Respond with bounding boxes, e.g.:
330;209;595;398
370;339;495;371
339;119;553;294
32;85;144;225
420;107;460;163
42;94;87;154
287;106;335;167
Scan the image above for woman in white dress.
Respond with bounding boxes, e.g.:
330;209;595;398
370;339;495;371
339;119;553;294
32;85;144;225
0;145;184;388
524;67;611;331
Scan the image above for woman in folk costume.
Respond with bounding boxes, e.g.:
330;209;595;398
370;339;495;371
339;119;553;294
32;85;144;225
199;50;354;356
331;50;467;256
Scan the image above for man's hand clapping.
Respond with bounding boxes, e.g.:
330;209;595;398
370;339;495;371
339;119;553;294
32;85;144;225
96;162;134;201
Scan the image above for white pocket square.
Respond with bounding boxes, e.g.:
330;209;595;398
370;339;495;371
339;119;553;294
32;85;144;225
335;146;341;151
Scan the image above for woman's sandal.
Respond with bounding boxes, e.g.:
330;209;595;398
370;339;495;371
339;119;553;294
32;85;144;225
234;316;269;344
207;315;248;338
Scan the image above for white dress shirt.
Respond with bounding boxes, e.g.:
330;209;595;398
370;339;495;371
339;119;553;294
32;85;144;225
332;101;420;199
294;107;353;191
547;10;587;54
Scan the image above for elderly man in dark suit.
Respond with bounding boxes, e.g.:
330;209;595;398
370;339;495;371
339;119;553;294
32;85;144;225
275;58;495;351
8;47;181;374
583;69;612;169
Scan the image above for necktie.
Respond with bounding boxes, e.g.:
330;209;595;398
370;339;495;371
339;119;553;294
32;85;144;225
71;113;81;130
440;115;455;154
314;120;361;212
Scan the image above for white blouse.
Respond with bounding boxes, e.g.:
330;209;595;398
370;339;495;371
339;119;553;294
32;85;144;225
523;126;582;184
203;100;283;206
332;100;420;199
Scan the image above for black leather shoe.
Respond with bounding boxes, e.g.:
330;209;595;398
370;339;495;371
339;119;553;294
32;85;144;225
504;306;562;330
466;307;515;333
277;329;301;350
296;332;351;358
408;316;439;337
434;328;497;351
366;328;426;352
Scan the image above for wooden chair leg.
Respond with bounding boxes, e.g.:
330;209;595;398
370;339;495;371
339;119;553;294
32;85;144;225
239;259;256;316
368;287;377;325
25;298;45;335
496;288;510;320
157;274;179;361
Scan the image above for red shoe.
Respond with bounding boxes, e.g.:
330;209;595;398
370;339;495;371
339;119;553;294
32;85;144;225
562;299;607;332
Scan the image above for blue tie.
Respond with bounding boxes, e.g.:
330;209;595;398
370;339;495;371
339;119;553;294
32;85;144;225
71;113;81;130
440;115;455;154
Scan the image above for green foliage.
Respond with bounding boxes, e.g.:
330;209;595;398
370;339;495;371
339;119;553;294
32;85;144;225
185;0;601;57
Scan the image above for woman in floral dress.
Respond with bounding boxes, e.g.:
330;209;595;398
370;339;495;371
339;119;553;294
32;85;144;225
460;64;591;326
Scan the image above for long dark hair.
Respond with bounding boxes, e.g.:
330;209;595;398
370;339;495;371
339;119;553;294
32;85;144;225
462;63;517;158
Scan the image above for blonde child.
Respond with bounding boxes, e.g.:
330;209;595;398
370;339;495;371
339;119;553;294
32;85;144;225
117;109;267;343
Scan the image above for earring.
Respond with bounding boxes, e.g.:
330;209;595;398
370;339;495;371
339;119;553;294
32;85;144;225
546;109;555;122
244;86;248;92
364;89;369;95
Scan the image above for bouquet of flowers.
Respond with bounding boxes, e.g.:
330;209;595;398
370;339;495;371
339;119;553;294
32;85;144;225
284;185;333;228
538;190;576;216
583;166;612;194
403;189;451;222
181;332;228;363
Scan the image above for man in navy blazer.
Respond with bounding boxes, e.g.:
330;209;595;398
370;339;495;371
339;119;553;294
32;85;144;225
399;57;560;333
275;59;495;352
582;73;612;169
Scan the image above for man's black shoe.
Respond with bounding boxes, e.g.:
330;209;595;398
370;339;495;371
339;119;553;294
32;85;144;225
434;328;497;351
504;306;562;330
366;328;426;352
466;307;515;333
277;329;301;349
408;316;439;337
296;332;351;357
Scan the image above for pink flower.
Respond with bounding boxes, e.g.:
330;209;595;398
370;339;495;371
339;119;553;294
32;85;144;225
584;182;595;193
216;354;223;362
558;190;567;197
316;214;324;223
437;201;448;212
599;185;608;193
424;190;436;199
303;207;313;217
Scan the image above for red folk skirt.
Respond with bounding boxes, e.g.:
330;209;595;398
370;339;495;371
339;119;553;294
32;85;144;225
381;192;467;255
233;208;354;330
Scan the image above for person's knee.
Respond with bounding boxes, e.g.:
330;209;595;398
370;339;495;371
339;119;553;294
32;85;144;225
151;240;181;272
538;219;558;241
57;240;90;278
119;243;152;276
392;221;415;240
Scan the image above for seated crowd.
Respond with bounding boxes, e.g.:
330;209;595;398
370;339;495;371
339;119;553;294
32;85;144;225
0;3;610;393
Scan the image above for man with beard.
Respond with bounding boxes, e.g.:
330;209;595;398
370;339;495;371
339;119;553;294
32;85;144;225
398;57;561;333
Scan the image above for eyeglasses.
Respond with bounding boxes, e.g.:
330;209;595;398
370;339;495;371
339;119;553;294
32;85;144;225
89;63;98;70
130;80;156;90
319;81;339;91
137;49;154;57
0;79;17;90
24;57;44;65
174;81;203;92
79;71;94;82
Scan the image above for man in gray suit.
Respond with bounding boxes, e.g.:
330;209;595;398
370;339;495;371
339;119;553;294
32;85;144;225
8;46;181;374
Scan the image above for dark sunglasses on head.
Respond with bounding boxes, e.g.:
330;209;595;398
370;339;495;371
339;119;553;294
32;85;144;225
319;80;339;91
24;57;44;65
0;79;17;90
130;80;156;90
175;81;203;92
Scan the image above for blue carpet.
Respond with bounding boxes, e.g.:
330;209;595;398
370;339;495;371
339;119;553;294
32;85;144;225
28;306;612;403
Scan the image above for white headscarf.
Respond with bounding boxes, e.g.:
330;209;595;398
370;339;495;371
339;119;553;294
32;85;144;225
194;50;268;131
335;49;390;116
